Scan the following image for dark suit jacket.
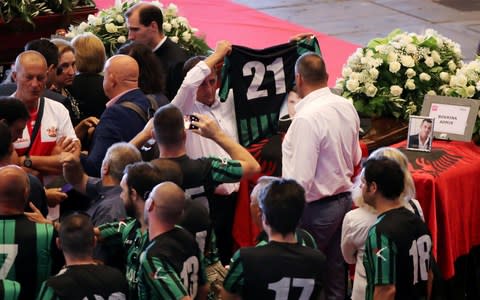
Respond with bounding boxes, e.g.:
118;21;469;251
408;134;430;149
68;73;109;119
154;38;189;99
81;88;149;177
0;83;67;103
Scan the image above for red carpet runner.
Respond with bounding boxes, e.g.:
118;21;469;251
95;0;359;86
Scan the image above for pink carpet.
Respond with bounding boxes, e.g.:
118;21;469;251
95;0;359;86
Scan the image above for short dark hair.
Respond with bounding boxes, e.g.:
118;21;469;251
149;159;183;186
421;118;433;125
153;104;184;147
126;4;164;31
24;39;59;67
363;157;405;200
124;161;182;201
295;52;328;84
258;178;306;235
0;97;30;125
118;42;165;94
0;122;12;159
59;213;95;258
183;56;207;77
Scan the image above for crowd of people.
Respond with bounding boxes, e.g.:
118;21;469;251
0;2;434;300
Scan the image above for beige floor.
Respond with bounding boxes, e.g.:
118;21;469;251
234;0;480;61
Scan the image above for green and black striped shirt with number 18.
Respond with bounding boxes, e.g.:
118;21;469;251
0;215;62;300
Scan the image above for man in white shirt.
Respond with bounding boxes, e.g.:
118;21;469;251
170;40;239;264
282;52;362;300
125;2;189;99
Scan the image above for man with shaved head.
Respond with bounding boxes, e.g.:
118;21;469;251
0;165;62;299
138;182;208;300
11;50;78;178
81;54;152;177
125;2;189;99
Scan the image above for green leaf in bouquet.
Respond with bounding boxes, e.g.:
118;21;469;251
419;36;438;49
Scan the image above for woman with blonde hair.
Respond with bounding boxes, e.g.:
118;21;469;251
341;147;424;300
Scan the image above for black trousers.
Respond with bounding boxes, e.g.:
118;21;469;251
209;192;238;265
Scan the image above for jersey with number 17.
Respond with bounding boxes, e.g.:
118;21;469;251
363;207;432;300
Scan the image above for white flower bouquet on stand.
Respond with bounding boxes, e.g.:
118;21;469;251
66;0;209;56
336;29;463;120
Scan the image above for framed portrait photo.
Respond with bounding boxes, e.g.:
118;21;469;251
407;116;434;152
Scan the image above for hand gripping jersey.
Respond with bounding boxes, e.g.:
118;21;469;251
219;38;321;147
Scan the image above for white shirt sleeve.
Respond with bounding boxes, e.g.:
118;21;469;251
341;213;358;264
171;60;211;114
55;101;77;140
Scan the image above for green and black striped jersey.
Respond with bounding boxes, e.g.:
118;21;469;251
0;280;20;300
363;207;432;300
137;226;207;300
219;38;321;146
224;241;326;299
0;215;62;300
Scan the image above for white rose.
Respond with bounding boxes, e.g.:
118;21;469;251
400;55;415;68
405;79;416;90
369;68;379;80
116;15;124;24
365;84;378;97
342;67;352;78
191;27;199;33
117;35;126;44
78;21;88;32
170;19;179;29
390;85;403;97
346;79;360;92
95;17;103;26
427;90;437;96
431;50;441;63
87;14;97;25
476;82;480;91
405;68;416;79
387;52;398;63
170;36;179;43
448;60;457;72
425;56;434;68
440;72;450;82
466;85;476;98
350;72;361;81
163;22;172;33
405;44;417;54
419;73;431;82
389;61;401;73
105;23;117;33
177;16;188;26
150;1;163;8
182;31;191;42
166;3;178;16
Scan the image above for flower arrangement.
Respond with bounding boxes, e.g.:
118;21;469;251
444;58;480;135
66;0;209;56
336;29;463;119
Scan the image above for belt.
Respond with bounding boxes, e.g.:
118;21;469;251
310;191;351;204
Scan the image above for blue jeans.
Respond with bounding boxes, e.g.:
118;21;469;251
300;193;352;300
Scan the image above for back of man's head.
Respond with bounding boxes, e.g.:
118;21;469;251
126;3;164;32
24;39;59;67
125;161;182;202
149;182;185;225
295;52;328;85
363;157;405;200
258;178;306;236
0;123;12;161
153;104;185;147
0;97;29;127
0;165;29;212
102;142;142;182
59;213;95;259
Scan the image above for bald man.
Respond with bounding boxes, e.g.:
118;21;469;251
138;182;208;300
11;51;78;177
0;165;63;299
81;54;152;177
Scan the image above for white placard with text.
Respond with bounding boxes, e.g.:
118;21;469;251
428;103;470;135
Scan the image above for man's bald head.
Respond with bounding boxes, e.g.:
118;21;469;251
0;165;30;213
103;54;139;98
13;51;48;108
147;182;185;225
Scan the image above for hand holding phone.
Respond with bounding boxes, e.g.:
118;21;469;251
184;115;199;130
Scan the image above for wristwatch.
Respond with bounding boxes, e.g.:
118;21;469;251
23;155;33;168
